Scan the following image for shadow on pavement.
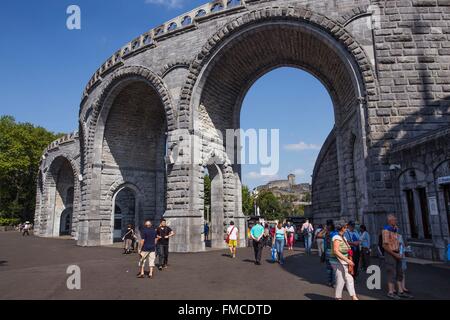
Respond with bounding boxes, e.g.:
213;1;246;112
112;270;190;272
304;293;333;300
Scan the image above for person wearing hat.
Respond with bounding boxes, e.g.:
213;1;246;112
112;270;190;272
344;221;361;279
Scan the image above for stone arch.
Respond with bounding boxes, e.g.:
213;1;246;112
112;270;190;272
202;162;225;249
109;181;143;243
178;6;377;126
337;5;371;27
179;6;376;234
42;155;79;237
82;66;175;155
82;66;171;245
159;60;191;78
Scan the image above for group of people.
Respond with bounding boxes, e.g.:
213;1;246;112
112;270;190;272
229;219;315;266
129;214;414;300
121;219;175;279
315;214;413;300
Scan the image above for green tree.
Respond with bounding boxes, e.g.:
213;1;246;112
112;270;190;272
241;185;254;216
303;191;311;203
0;116;62;222
257;190;282;220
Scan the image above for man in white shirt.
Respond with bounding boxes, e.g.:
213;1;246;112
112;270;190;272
226;221;239;258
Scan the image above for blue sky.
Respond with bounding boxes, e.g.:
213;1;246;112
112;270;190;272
0;0;334;189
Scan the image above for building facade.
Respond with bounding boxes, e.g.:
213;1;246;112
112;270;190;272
34;0;450;260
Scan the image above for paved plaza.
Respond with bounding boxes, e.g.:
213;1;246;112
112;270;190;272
0;232;449;300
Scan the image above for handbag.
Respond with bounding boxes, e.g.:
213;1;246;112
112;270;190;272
271;247;278;262
225;226;235;244
344;238;355;275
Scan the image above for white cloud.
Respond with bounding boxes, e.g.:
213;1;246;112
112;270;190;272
144;0;185;9
293;168;306;176
284;141;321;151
246;171;279;182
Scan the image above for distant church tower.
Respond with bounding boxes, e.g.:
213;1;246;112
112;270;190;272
288;174;296;188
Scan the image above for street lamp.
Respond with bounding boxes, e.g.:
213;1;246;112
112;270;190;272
252;188;259;216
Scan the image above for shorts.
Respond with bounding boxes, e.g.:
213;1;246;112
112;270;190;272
139;251;155;268
385;253;404;283
228;240;237;248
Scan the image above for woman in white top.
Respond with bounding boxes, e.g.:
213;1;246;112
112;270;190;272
226;221;239;258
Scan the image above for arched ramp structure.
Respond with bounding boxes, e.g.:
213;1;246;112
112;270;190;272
34;0;450;261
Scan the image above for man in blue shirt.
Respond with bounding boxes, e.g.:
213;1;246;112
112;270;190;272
137;220;157;279
344;221;361;278
250;223;265;265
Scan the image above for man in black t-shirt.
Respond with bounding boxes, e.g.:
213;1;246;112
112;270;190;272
156;219;175;270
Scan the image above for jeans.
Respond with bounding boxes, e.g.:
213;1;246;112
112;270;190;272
325;258;335;285
274;238;285;262
157;244;169;267
253;240;263;263
316;238;324;257
304;233;312;254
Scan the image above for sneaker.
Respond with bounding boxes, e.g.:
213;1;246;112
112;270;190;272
397;292;414;299
387;292;401;300
158;266;163;271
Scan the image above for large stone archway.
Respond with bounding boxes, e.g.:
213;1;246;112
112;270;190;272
78;68;172;246
166;8;375;251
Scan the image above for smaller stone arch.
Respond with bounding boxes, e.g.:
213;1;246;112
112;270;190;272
202;162;225;249
83;65;176;158
159;60;191;78
41;155;80;238
108;180;144;244
337;5;371;27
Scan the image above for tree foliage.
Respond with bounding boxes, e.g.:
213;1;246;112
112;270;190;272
257;190;282;220
242;185;254;216
0;116;62;222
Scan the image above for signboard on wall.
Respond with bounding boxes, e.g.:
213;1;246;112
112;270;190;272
428;196;438;216
437;176;450;185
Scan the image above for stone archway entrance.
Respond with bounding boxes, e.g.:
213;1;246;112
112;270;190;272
93;79;168;245
182;16;372;248
45;157;76;237
112;186;139;242
59;207;73;236
204;164;225;249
